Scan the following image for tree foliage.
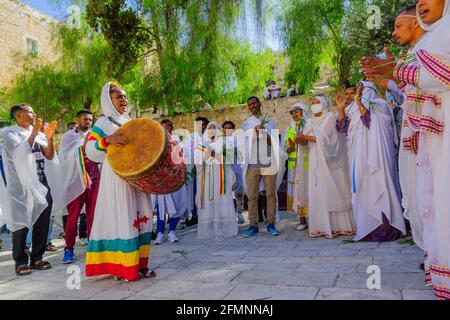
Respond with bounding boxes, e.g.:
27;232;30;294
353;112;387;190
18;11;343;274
281;0;415;92
1;0;276;122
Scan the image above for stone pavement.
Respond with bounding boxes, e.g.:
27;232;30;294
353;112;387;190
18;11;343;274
0;213;435;300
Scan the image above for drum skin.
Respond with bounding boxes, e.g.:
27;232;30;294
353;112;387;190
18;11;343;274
107;118;186;195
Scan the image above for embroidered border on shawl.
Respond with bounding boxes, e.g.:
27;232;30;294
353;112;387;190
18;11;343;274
77;146;91;189
394;64;419;87
417;50;450;87
406;93;442;109
430;264;450;278
309;230;355;239
403;132;419;154
407;112;444;135
434;285;450;300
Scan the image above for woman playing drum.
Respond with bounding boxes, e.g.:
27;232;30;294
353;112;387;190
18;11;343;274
85;82;156;281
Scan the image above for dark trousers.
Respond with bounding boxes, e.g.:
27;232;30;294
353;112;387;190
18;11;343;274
62;214;87;238
12;192;52;268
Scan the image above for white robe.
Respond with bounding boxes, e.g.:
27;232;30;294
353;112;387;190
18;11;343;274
85;82;153;281
281;121;308;215
58;129;92;208
412;6;450;298
345;85;406;241
0;125;63;232
305;113;354;238
195;125;237;240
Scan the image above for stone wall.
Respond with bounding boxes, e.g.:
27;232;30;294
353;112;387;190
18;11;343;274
141;96;317;137
0;0;60;89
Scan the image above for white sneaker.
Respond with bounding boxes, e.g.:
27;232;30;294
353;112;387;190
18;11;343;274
79;238;88;246
168;230;179;243
297;223;308;231
155;232;164;245
237;213;245;224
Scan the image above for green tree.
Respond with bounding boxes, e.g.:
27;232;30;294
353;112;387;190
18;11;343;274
280;0;415;92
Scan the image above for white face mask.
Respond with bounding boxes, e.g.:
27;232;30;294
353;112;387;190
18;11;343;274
311;103;323;114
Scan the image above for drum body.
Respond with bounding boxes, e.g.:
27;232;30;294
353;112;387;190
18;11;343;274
107;118;186;195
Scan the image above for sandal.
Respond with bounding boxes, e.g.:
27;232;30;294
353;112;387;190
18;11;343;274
16;264;32;276
46;243;58;252
30;260;52;271
139;268;157;279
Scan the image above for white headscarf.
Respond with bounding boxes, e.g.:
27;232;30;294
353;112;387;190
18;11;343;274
315;94;331;113
100;82;131;122
417;0;450;31
202;121;222;143
290;102;309;122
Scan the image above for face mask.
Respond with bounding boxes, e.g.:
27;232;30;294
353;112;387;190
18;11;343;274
311;103;323;114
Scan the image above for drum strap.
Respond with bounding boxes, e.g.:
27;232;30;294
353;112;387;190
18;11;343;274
108;117;123;128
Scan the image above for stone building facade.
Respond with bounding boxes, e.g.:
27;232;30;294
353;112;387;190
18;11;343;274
0;0;60;89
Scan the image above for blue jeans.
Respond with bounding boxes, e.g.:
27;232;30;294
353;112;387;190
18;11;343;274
0;156;6;186
26;216;54;247
47;216;54;245
156;206;180;233
192;177;198;218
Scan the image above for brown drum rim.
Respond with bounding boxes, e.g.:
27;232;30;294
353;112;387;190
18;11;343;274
107;118;168;178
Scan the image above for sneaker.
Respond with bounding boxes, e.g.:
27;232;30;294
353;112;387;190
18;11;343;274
186;216;198;227
176;221;186;230
79;238;88;246
62;249;76;264
237;213;245;224
155;232;164;245
244;226;259;238
267;224;280;236
168;230;179;243
297;223;308;231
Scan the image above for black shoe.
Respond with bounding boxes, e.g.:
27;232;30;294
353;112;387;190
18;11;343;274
151;231;157;241
186;216;198;227
419;263;425;271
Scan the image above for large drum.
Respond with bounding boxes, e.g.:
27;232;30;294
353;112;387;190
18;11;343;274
107;118;186;195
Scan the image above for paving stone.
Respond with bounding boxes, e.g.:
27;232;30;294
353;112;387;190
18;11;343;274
338;242;380;250
232;271;337;288
358;248;402;256
239;256;286;264
252;262;301;272
402;289;435;300
374;255;423;265
285;256;372;265
317;287;402;300
357;261;424;273
336;272;428;290
47;285;109;299
319;249;358;257
89;288;137;300
135;280;236;300
297;263;359;273
401;247;424;255
187;261;256;271
212;249;252;257
224;283;318;300
169;269;241;283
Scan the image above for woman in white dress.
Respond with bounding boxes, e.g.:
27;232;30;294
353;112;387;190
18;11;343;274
297;95;355;239
85;82;155;281
195;122;238;240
